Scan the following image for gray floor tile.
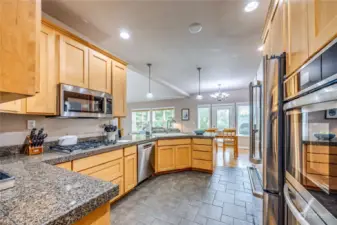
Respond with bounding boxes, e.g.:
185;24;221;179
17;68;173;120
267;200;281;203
215;191;235;204
198;203;223;221
222;203;247;220
220;215;234;225
206;218;228;225
233;219;253;225
194;214;207;225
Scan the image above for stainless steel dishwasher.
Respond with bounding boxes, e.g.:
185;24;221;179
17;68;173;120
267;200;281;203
137;142;155;183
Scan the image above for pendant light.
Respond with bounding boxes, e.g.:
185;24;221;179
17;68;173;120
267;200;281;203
196;67;203;100
146;63;153;99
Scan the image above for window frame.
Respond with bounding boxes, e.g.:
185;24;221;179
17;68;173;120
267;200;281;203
236;102;250;136
197;104;211;129
131;109;151;133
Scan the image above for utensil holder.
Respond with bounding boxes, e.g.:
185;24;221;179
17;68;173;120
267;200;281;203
24;136;44;155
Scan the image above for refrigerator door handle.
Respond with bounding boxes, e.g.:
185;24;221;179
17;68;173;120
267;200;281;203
284;184;310;225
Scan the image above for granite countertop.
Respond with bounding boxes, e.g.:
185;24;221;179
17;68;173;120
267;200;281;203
0;133;214;225
302;138;337;146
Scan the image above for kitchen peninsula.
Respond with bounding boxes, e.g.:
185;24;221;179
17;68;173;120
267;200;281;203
0;134;215;225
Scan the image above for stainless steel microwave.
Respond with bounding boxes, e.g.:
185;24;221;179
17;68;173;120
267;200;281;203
59;84;113;118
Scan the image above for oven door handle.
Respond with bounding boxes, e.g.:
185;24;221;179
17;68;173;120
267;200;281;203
284;184;310;225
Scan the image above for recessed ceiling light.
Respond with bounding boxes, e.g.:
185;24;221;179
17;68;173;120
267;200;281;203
189;23;202;34
120;31;130;40
245;1;259;12
257;45;264;51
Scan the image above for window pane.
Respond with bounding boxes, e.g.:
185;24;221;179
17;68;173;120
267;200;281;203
237;105;250;136
132;111;150;132
198;107;210;129
152;109;174;128
217;109;230;130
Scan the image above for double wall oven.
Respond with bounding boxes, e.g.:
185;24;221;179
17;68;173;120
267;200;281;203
283;39;337;224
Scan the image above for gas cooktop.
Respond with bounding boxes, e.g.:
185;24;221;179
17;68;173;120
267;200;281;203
50;140;116;153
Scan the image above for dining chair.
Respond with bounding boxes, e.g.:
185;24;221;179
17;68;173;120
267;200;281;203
222;128;238;158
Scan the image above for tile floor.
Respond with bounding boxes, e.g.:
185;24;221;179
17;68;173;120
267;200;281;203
110;164;263;225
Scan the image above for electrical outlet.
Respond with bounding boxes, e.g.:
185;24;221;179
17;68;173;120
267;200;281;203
27;120;36;130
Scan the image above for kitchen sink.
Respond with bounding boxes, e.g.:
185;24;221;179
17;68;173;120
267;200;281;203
117;140;132;143
152;133;187;137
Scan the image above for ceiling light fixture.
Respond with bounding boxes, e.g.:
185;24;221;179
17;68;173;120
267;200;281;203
244;1;259;12
258;45;264;51
146;63;153;99
196;67;203;100
189;23;202;34
210;84;230;101
120;31;130;40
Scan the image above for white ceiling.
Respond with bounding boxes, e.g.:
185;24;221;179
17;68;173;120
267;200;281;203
42;0;269;99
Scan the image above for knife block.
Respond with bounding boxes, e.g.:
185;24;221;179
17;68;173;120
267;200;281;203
24;136;44;156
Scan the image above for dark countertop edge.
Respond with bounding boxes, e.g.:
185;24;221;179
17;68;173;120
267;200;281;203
302;140;337;146
46;188;119;225
44;135;215;165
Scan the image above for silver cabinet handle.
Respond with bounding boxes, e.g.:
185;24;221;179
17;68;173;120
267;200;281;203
284;184;310;225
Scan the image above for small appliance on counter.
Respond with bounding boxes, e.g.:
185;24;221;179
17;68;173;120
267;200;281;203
25;128;48;155
0;171;15;191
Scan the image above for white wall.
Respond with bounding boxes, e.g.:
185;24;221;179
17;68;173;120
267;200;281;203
124;88;250;149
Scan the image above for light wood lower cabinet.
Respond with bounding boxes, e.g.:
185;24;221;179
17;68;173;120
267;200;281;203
56;162;72;171
73;203;110;225
157;146;176;172
124;154;137;193
175;145;191;169
111;176;124;203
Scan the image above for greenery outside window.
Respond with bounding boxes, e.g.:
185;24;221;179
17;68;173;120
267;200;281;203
131;110;150;133
236;104;250;136
152;108;175;128
197;105;211;129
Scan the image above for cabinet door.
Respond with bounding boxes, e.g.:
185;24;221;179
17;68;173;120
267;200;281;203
124;154;137;193
263;29;271;56
0;100;22;113
111;176;124;203
308;0;337;55
157;146;175;172
175;145;191;169
286;0;309;76
0;0;40;98
112;61;127;117
59;35;89;88
89;50;111;93
26;25;57;115
270;0;286;57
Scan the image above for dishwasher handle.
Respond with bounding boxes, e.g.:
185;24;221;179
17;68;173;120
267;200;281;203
284;184;310;225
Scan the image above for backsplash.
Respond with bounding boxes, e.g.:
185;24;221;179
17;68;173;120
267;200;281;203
0;113;116;148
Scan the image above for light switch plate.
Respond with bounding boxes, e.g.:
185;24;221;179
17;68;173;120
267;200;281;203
27;120;36;130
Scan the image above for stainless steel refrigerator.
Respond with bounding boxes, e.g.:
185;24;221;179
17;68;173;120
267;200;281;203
249;53;286;225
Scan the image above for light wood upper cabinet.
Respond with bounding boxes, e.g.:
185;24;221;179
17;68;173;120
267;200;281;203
89;50;112;93
26;25;57;115
112;61;127;117
0;0;40;103
286;0;309;76
308;0;337;56
270;0;286;56
59;35;89;88
124;154;137;193
175;145;191;169
0;100;22;113
157;146;175;172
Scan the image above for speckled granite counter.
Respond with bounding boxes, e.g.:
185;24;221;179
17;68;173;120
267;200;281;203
302;139;337;146
0;133;214;225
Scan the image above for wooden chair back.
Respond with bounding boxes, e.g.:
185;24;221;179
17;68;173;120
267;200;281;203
223;128;236;137
205;128;218;133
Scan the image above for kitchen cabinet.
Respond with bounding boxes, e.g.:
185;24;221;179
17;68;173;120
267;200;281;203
26;25;57;115
73;203;110;225
124;154;137;193
175;145;191;169
263;30;271;56
308;0;337;56
269;0;286;57
59;35;89;88
56;162;72;171
157;146;176;172
112;61;127;117
0;100;22;113
0;0;40;103
286;0;309;76
89;50;112;93
111;176;124;203
192;139;214;172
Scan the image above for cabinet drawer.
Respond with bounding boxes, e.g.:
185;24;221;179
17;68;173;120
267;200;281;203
307;153;337;164
158;139;191;146
307;162;337;176
111;176;124;203
193;145;212;152
193;151;212;161
124;146;137;156
56;162;72;171
80;158;123;181
192;159;212;171
73;149;123;172
306;145;337;155
193;139;212;146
